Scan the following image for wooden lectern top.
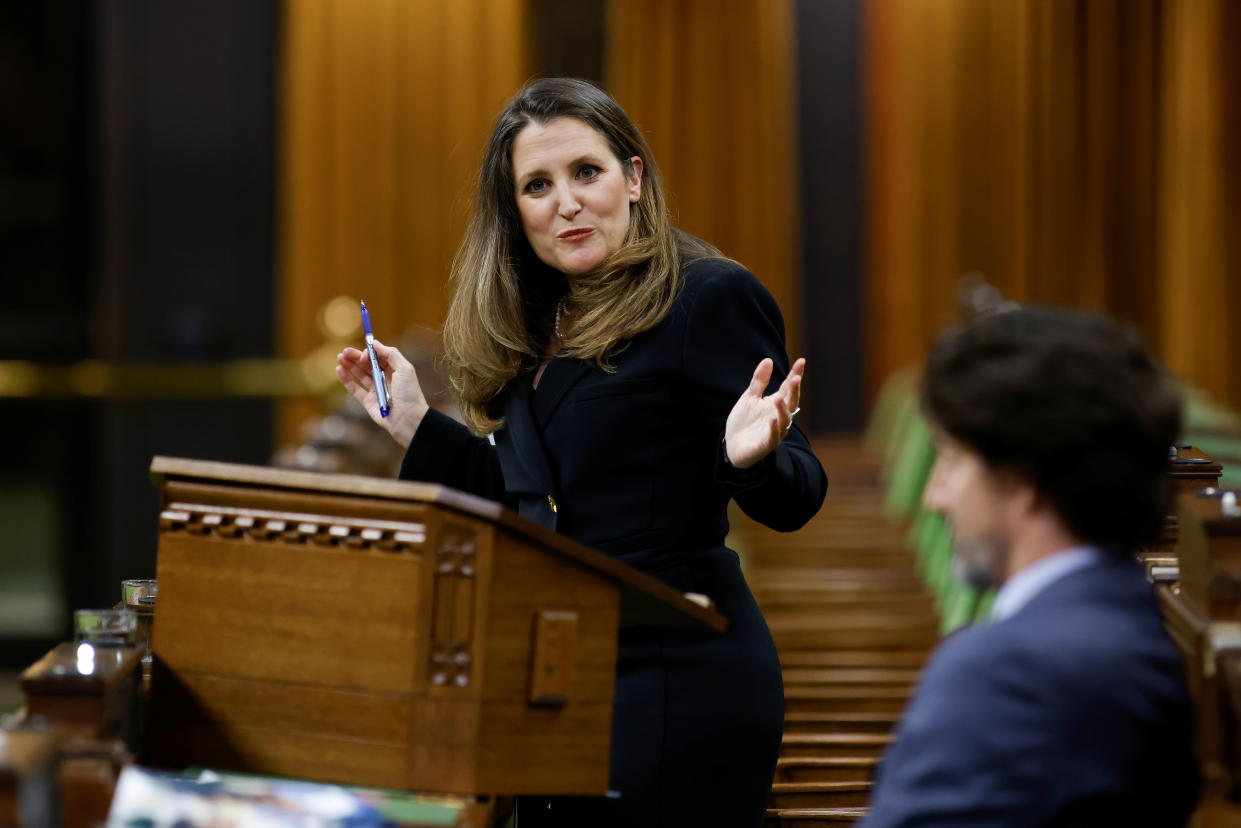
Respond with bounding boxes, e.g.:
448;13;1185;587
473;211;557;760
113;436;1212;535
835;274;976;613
149;455;725;633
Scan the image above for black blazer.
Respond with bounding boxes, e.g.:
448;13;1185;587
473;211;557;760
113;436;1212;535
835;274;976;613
400;257;827;577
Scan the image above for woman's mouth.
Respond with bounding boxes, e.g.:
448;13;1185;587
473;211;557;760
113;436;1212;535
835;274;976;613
557;227;595;242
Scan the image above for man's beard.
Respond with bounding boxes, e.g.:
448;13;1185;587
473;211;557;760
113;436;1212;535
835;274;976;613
950;535;1010;592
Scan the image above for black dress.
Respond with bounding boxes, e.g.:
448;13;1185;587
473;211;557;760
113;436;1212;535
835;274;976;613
400;258;828;827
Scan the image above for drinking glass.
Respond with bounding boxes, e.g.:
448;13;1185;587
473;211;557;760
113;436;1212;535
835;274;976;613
74;608;137;646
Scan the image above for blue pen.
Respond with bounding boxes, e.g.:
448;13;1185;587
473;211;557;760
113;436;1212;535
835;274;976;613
360;301;391;418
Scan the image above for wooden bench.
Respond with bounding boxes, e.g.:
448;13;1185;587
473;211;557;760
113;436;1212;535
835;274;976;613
771;618;938;655
779;650;929;669
764;806;867;826
783;712;900;735
758;589;936;610
781;733;894;759
775;756;878;783
770;781;872;808
783;667;920;687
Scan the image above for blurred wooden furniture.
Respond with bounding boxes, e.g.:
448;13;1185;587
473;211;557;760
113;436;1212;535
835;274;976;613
1177;488;1241;623
763;806;868;826
1159;488;1241;826
769;781;872;809
1147;446;1224;566
20;645;142;744
0;728;59;828
1171;447;1225;500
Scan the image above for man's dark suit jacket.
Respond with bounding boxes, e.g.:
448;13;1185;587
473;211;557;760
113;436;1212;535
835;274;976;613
863;553;1200;827
400;258;828;827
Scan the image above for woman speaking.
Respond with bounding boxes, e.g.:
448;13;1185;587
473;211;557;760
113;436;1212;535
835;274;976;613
337;77;827;828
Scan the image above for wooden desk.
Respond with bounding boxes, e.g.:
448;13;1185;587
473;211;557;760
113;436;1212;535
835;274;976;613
20;644;142;745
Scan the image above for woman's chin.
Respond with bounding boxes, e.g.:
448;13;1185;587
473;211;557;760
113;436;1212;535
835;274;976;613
557;252;606;276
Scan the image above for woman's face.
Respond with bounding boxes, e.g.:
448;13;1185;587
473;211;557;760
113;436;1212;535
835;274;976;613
511;116;643;277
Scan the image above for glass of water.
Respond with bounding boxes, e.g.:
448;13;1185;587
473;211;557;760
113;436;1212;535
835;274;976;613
121;579;157;609
74;608;137;646
121;579;157;661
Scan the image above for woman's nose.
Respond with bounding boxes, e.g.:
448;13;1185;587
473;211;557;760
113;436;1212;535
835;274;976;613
557;186;582;219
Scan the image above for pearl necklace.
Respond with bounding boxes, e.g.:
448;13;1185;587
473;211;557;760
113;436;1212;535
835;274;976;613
554;298;567;340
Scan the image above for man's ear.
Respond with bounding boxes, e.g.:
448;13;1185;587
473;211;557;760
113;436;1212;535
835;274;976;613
996;468;1040;520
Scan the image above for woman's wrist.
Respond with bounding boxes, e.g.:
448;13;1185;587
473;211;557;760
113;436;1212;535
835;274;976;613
392;403;430;450
722;436;759;470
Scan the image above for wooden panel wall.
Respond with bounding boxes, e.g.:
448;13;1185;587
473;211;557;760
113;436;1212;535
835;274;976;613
278;0;530;438
864;0;1241;413
1158;0;1241;413
606;0;803;357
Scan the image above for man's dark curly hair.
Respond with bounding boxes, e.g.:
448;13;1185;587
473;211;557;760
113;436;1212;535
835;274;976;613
920;307;1182;552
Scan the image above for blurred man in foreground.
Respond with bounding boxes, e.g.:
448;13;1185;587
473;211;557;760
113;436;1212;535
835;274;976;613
863;307;1199;827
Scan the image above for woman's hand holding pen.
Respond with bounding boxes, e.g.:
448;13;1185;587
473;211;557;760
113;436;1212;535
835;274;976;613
723;357;804;469
336;341;429;449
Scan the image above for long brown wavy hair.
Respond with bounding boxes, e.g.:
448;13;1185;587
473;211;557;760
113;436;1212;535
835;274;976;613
442;77;722;435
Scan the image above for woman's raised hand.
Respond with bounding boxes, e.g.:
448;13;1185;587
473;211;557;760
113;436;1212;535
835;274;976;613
336;340;429;450
723;357;805;470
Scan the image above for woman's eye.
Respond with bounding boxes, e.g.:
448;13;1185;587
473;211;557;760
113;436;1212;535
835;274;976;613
525;178;548;194
577;165;601;181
